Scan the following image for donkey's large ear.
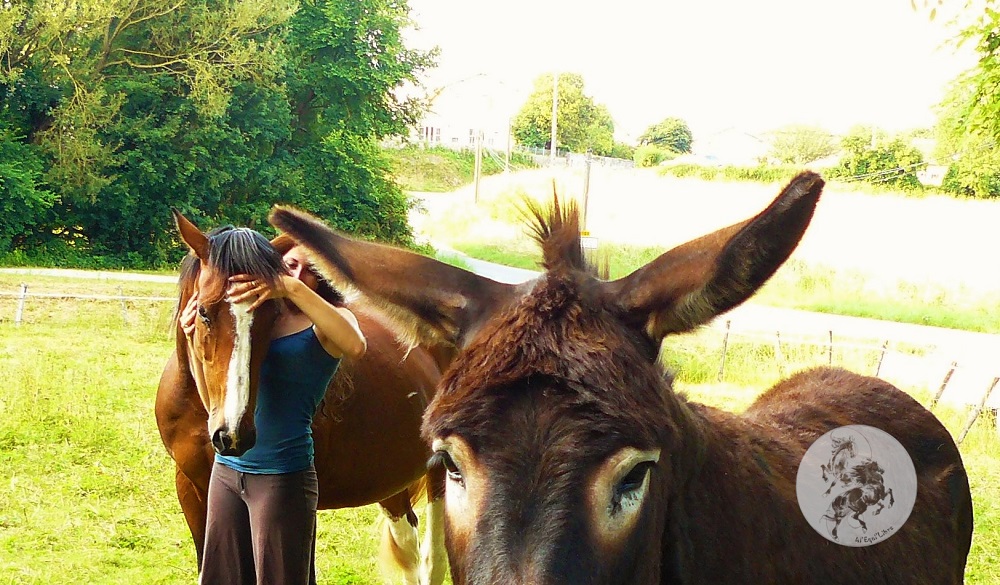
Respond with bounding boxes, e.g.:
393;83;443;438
172;208;209;260
268;206;518;350
603;171;823;342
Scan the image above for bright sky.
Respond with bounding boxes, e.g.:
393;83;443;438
405;0;978;142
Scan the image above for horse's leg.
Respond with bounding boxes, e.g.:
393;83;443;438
175;465;209;569
419;467;447;585
852;508;868;533
821;464;829;482
886;487;894;508
378;490;420;585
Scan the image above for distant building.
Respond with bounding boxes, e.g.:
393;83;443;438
410;75;519;151
693;128;769;166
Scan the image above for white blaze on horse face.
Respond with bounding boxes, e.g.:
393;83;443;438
224;300;255;434
432;436;486;544
586;447;661;550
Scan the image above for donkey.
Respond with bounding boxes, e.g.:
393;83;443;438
268;171;974;584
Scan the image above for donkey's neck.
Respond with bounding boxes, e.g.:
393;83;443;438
665;402;809;583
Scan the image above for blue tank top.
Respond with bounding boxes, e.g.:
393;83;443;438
216;327;341;474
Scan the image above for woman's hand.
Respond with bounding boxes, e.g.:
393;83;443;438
227;274;289;312
180;292;199;337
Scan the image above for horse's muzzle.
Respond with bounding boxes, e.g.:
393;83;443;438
212;427;256;456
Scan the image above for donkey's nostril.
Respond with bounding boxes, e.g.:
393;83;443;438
212;428;234;454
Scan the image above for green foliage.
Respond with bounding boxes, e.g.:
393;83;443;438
607;141;636;160
511;73;617;156
637;117;693;153
0;121;54;251
634;145;677;168
0;0;433;267
659;163;802;184
387;145;536;192
766;124;838;165
939;2;1000;141
934;81;1000;198
824;126;925;190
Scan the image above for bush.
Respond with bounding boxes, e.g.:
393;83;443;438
634;145;677;168
658;163;801;183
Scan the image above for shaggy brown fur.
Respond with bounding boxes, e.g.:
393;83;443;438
269;172;974;585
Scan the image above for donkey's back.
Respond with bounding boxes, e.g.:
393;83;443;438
694;368;973;584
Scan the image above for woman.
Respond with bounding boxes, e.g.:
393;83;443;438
181;232;366;585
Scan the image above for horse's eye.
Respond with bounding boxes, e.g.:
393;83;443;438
612;461;654;512
198;305;210;326
431;450;465;488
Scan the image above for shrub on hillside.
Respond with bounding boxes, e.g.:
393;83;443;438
634;145;677;168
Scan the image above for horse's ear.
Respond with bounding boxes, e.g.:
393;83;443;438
172;209;210;260
603;171;824;342
268;205;518;351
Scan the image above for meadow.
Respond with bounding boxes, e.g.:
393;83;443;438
0;269;997;583
0;167;1000;585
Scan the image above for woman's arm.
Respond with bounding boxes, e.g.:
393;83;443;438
281;276;366;359
228;275;366;359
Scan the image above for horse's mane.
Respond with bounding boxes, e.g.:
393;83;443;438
521;194;603;278
850;459;883;484
176;226;288;307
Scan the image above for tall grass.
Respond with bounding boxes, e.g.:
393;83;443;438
431;232;1000;335
0;276;384;584
1;275;996;583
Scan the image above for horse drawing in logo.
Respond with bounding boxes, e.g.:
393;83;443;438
822;459;895;541
820;434;857;496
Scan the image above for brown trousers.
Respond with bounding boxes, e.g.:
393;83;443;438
200;462;319;585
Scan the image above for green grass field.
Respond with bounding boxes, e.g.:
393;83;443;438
0;274;996;583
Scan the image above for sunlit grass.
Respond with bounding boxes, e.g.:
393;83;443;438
1;275;995;583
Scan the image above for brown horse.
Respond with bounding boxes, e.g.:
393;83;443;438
269;171;974;584
154;211;448;585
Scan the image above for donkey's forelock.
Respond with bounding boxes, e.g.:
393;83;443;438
523;196;600;277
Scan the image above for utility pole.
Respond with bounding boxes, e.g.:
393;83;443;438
550;72;559;164
505;117;511;173
473;129;483;204
582;152;592;230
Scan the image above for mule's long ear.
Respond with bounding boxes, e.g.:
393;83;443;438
269;205;518;350
172;208;209;259
605;171;823;341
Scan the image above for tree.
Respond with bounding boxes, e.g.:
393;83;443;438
918;1;1000;198
935;82;1000;197
511;73;616;156
767;124;838;165
0;0;433;265
826;126;924;190
637;117;693;153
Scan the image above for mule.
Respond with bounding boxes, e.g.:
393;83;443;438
154;212;448;585
268;171;974;584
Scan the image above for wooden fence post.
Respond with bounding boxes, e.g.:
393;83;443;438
928;361;957;411
957;376;999;445
774;331;786;377
874;340;889;377
717;320;731;382
827;330;834;365
118;286;130;325
15;283;27;326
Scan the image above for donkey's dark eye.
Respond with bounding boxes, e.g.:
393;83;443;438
613;461;654;507
432;450;465;487
198;305;210;326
